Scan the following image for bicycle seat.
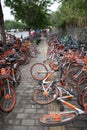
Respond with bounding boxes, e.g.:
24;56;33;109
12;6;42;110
6;57;15;63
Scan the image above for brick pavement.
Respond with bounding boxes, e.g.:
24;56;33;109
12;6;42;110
0;38;87;130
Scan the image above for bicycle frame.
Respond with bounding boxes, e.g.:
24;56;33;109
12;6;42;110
41;71;74;100
42;71;54;93
57;86;85;115
58;98;84;115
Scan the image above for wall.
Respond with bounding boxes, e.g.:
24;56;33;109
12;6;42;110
57;24;87;42
66;25;87;42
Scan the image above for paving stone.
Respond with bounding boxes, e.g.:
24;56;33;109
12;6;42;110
7;119;21;125
28;126;44;130
25;105;32;109
17;113;29;119
24;108;36;113
1;126;13;130
43;127;49;130
13;126;28;130
37;109;48;113
84;128;87;130
67;128;83;130
22;119;36;126
73;120;87;127
14;108;24;113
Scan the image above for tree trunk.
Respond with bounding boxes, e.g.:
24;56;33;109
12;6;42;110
0;1;6;50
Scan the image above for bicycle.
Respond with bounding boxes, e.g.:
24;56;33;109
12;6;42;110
30;57;75;105
39;86;87;127
32;65;74;105
0;65;16;112
66;57;87;89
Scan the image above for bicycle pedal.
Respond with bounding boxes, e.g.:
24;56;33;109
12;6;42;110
60;105;64;111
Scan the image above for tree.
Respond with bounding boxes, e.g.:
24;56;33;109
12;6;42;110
4;0;55;29
0;1;6;48
50;0;87;28
5;20;27;30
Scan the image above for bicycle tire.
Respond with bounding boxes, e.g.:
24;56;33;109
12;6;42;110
82;87;87;113
66;66;82;86
39;111;77;127
77;72;87;91
20;53;30;65
16;51;30;66
15;67;22;86
30;63;48;80
33;86;59;105
0;85;16;112
60;61;80;80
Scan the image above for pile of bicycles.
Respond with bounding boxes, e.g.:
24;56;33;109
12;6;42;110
0;52;21;113
30;34;87;127
0;37;40;113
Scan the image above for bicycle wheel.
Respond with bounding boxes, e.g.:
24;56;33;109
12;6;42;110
66;66;82;86
33;86;59;105
81;87;87;113
39;111;77;127
16;51;30;66
77;89;83;107
15;67;22;86
20;53;30;65
30;63;48;80
77;72;87;91
0;85;16;112
61;62;81;79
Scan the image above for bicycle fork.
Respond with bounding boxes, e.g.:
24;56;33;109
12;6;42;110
3;79;12;99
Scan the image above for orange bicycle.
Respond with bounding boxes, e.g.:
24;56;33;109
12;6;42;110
39;86;87;127
32;67;74;105
0;66;16;112
30;60;74;105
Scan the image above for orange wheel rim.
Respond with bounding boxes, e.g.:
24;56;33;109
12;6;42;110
43;91;48;96
54;114;61;121
37;70;41;74
5;94;11;99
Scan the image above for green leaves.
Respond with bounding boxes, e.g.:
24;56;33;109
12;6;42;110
5;20;27;30
4;0;52;29
50;0;87;28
